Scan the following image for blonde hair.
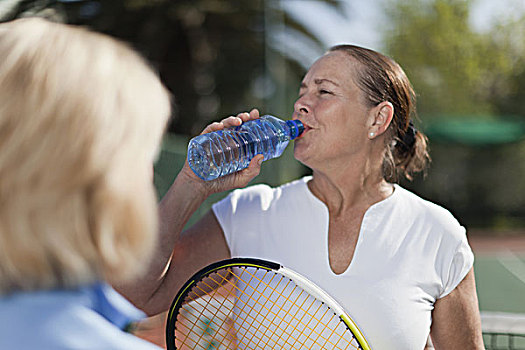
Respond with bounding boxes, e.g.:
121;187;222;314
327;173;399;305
0;18;171;293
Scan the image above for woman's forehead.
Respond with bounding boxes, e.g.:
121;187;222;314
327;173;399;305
303;51;359;86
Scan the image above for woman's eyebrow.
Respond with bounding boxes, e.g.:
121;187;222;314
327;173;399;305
300;78;340;89
314;78;340;86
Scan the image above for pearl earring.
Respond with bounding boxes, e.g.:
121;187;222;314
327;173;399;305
369;132;375;138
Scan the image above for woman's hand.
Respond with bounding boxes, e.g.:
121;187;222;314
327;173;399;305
177;108;264;197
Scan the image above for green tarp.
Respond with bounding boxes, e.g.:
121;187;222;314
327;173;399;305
424;117;525;145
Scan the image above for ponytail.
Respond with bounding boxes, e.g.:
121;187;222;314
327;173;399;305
392;123;430;181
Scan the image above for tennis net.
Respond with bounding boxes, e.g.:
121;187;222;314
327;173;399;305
482;312;525;350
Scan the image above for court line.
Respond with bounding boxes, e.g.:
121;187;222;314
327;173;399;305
497;250;525;286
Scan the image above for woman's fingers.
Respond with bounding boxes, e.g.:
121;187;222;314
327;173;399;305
248;108;260;120
222;115;243;127
199;108;261;136
200;121;223;135
217;154;263;190
245;154;263;177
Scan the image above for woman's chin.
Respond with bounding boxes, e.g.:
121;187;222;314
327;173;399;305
293;146;312;167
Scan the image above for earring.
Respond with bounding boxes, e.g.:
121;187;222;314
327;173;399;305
369;132;375;138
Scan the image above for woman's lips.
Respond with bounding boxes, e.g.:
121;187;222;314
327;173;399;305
299;123;312;135
294;117;312;138
295;123;309;139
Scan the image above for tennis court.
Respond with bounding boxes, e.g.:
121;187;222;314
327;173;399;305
471;235;525;313
470;235;525;349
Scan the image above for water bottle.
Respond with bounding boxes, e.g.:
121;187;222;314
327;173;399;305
187;115;304;181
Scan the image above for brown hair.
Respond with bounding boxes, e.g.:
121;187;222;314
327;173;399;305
0;18;171;293
329;44;430;181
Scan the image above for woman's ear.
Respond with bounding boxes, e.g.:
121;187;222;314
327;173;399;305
368;101;394;139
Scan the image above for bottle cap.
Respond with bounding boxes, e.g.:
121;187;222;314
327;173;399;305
286;120;305;139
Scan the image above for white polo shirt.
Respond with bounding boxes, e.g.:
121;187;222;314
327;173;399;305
213;176;474;349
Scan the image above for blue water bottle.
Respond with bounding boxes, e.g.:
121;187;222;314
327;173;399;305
187;115;304;181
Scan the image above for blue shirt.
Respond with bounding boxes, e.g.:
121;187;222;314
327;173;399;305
0;283;162;350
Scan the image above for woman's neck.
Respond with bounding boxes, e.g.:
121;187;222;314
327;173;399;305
307;165;393;216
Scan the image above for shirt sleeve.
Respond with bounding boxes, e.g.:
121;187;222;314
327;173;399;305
439;233;474;298
212;192;236;251
211;184;273;256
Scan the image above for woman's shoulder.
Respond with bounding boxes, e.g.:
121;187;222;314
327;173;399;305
393;185;464;233
228;176;311;204
0;287;162;350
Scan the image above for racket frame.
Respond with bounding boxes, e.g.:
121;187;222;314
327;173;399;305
166;257;371;350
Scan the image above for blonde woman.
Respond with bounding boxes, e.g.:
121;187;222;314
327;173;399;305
0;18;170;349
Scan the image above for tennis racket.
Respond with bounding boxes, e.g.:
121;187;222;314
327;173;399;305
166;257;370;350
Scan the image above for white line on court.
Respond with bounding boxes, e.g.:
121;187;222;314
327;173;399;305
497;250;525;285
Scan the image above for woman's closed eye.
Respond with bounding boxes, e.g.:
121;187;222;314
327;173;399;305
319;89;333;95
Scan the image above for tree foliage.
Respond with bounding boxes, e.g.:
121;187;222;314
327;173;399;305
384;0;524;118
384;0;525;229
1;0;340;136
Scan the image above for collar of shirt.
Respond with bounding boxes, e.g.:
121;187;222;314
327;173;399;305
85;282;146;331
0;282;146;331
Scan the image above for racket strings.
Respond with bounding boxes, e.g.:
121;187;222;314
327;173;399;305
177;270;265;349
187;270;356;350
181;268;358;350
178;281;241;349
233;276;327;349
176;288;237;348
209;269;345;349
229;271;284;348
178;270;292;349
174;266;361;349
227;267;360;350
203;269;294;349
250;280;307;349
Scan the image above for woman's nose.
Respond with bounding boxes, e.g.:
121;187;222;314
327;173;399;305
294;96;310;116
